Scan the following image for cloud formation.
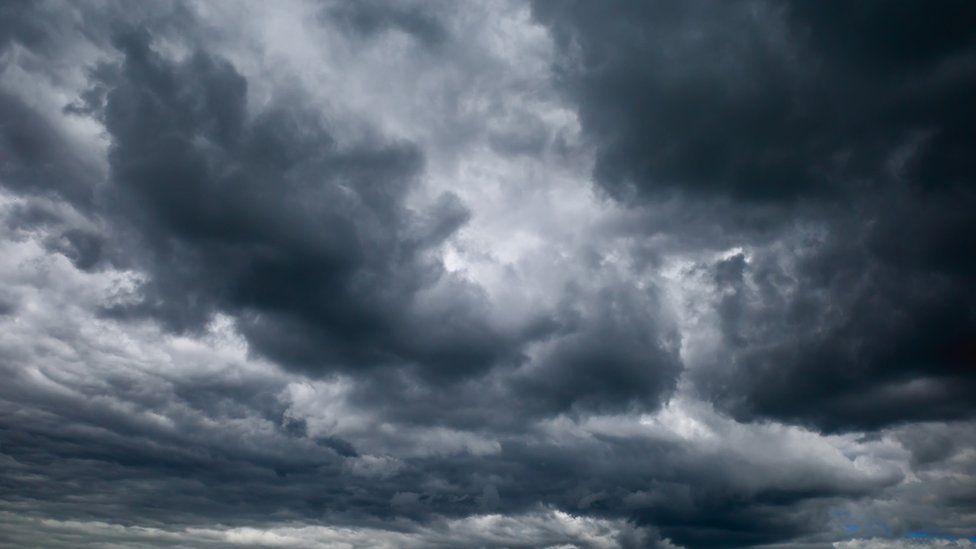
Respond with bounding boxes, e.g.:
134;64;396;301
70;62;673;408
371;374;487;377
534;0;976;432
1;1;974;547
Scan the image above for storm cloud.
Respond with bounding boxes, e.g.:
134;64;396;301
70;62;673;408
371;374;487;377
1;1;974;547
534;0;976;432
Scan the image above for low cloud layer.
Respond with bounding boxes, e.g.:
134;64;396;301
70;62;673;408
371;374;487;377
1;1;974;547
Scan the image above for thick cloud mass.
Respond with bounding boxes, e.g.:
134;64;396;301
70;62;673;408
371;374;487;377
1;1;975;547
87;29;529;381
533;0;976;201
534;0;976;432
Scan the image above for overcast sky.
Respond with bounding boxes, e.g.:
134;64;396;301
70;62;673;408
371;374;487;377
1;1;975;547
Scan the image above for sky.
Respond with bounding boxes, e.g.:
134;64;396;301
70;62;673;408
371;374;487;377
0;1;975;547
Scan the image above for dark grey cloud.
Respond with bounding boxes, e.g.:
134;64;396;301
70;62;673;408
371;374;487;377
0;326;898;547
533;0;976;203
75;27;541;384
511;283;681;416
1;1;975;547
0;89;100;209
325;0;449;48
1;0;683;410
0;270;887;546
696;193;976;432
534;0;976;432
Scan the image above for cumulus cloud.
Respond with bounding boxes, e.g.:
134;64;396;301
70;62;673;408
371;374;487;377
1;0;974;547
533;0;976;432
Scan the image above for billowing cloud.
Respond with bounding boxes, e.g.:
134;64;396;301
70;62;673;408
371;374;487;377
1;1;974;547
534;0;976;432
